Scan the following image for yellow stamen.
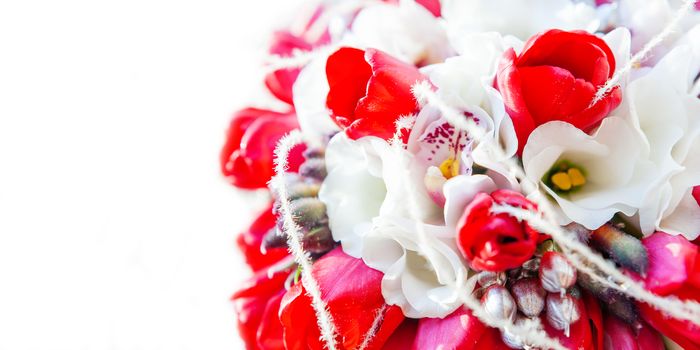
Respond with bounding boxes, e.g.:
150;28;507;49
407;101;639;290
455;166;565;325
439;158;460;179
568;168;586;187
551;172;573;191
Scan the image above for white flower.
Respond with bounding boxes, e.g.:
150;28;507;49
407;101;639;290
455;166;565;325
522;117;659;229
362;216;466;318
614;0;700;65
441;0;600;42
318;133;464;318
624;42;700;239
350;0;451;65
423;32;520;188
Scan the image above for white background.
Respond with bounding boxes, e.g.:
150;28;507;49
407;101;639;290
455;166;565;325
0;0;303;349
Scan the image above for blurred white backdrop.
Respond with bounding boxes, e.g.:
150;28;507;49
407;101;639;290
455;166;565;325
0;0;304;349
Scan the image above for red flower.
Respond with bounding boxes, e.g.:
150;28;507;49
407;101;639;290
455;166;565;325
603;313;664;350
220;108;305;189
326;47;425;141
456;189;540;271
236;202;289;272
413;307;510;349
693;186;700;207
232;268;289;350
265;31;314;105
279;248;404;350
637;232;700;350
542;292;604;350
495;29;622;154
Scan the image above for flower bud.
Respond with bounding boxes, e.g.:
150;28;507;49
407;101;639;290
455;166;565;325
302;226;335;255
540;251;577;293
481;285;517;323
578;273;639;325
298;158;327;181
591;224;648;275
501;316;529;349
546;292;581;336
286;180;321;201
302;147;325;160
510;278;546;317
262;227;288;251
477;271;506;289
564;222;591;243
286;197;328;231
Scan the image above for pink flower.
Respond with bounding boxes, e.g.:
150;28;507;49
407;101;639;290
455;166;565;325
637;232;700;350
495;30;621;154
220;108;305;190
326;47;426;141
279;248;405;350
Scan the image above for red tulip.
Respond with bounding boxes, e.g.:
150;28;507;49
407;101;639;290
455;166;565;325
220;108;305;190
603;313;664;350
542;292;604;350
236;202;289;272
413;306;510;349
279;248;404;350
326;47;425;141
381;319;418;349
232;268;289;350
637;232;700;350
693;186;700;207
265;31;313;105
456;190;540;271
495;29;622;154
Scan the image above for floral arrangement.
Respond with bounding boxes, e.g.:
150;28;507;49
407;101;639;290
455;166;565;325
222;0;700;349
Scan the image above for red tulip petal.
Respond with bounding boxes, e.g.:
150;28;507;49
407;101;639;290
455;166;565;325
414;306;509;349
382;320;418;349
220;108;303;189
232;269;289;350
236;202;289;272
693;186;700;207
639;303;700;350
265;31;313;105
279;283;319;350
518;65;597;126
495;49;536;155
256;290;285;350
637;321;665;350
279;248;404;350
642;232;698;295
567;86;622;131
518;30;615;84
326;47;373;127
584;292;604;350
603;314;639;350
542;295;596;350
326;47;424;141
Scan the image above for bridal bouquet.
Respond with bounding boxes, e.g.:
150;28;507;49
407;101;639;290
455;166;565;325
222;0;700;349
